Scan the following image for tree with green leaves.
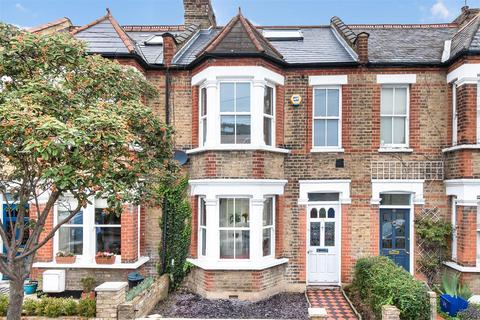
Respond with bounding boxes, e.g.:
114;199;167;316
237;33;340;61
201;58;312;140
0;24;176;319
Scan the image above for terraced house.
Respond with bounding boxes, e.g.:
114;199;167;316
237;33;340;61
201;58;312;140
27;0;480;299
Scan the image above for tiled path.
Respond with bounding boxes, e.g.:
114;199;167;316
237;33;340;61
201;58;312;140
306;287;358;320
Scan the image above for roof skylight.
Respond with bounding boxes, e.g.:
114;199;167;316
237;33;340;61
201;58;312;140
144;35;164;45
262;29;303;41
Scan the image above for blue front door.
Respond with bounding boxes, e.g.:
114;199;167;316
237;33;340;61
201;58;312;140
380;208;410;271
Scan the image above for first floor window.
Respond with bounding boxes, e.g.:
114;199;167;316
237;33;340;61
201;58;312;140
219;198;250;259
263;197;275;257
57;200;83;255
220;82;251;144
264;86;274;146
95;199;121;255
199;197;207;256
477;206;480;265
200;87;207;146
380;86;409;147
313;87;340;147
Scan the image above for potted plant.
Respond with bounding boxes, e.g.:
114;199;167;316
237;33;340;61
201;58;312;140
440;273;471;316
95;251;115;264
23;279;38;295
55;251;76;264
80;276;96;299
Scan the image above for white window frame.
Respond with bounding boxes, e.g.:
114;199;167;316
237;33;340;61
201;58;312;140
262;196;275;258
219;81;252;145
93;199;121;256
263;84;275;146
188;179;288;270
380;85;410;149
477;81;480;144
218;197;251;260
311;86;342;152
198;197;207;257
452;83;458;145
199;86;208;147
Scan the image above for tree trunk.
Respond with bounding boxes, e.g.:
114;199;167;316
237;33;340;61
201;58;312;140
7;277;24;320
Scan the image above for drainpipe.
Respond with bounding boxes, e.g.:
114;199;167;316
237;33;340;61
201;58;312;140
161;67;171;274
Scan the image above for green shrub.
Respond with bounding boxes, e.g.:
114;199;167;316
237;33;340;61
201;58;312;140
63;298;78;316
22;298;39;316
0;295;7;316
352;256;430;320
77;297;96;318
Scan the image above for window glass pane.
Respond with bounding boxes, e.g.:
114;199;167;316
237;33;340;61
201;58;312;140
310;222;320;246
264;117;272;146
328;208;335;218
220;115;235;144
382;217;393;249
95;208;120;225
327;89;339;116
58;210;83;225
380;117;392;145
394;88;407;115
201;229;206;256
314;119;326;147
236;230;250;259
236;83;250;112
236;115;251;144
326;119;338;146
314;89;326;117
235;199;249;227
393;117;406;144
325;222;335;246
201;87;207;116
58;227;83;255
202;119;207;145
263;228;272;256
220;230;234;259
220;83;234;112
308;193;339;202
200;198;206;227
219;198;234;228
96;227;121;254
477;231;480;262
380;194;410;205
381;88;394;115
264;86;273;115
319;208;326;218
263;197;273;226
310;208;317;218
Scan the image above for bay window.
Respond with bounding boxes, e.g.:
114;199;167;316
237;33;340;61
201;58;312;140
191;66;285;152
380;86;409;148
220;82;251;144
188;179;287;269
313;87;341;149
94;199;121;255
57;204;83;255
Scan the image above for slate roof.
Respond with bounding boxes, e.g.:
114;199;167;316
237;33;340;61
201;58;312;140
126;30;183;64
450;14;480;58
351;25;457;64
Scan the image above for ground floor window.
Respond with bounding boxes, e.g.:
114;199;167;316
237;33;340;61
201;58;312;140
219;198;250;259
263;197;274;257
94;199;121;255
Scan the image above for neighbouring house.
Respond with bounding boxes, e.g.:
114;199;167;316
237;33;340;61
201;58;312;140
24;0;480;299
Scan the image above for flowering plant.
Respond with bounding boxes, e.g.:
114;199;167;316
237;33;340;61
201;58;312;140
95;251;115;258
56;251;74;257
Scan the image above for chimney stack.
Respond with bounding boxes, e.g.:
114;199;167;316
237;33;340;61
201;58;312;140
183;0;217;29
162;33;177;67
355;32;369;65
453;5;480;27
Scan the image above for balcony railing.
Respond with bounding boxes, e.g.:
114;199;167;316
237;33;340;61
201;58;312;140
371;161;444;180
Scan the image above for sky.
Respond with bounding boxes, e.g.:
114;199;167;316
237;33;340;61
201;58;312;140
1;0;480;29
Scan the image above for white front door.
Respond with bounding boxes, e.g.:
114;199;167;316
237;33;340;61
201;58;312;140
307;203;340;284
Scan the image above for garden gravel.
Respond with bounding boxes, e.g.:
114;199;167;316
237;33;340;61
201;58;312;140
151;291;309;319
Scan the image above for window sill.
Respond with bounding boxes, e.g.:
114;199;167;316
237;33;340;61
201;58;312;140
442;144;480;153
310;147;344;153
32;256;149;269
187;145;290;155
187;257;288;270
378;147;413;153
444;261;480;273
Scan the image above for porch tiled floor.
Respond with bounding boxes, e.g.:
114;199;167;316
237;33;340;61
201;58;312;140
306;287;358;320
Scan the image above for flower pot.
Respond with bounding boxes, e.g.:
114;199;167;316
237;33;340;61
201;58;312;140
24;282;38;295
95;256;115;264
81;291;95;300
55;256;76;264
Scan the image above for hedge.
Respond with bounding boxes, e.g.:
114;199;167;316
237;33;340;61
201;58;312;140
352;256;430;320
0;295;95;318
